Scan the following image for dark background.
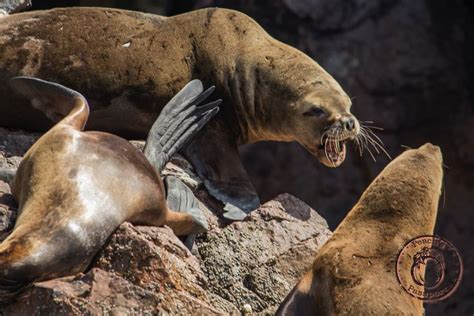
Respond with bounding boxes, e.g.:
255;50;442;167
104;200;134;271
23;0;474;314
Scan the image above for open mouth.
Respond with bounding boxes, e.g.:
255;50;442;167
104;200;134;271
318;134;347;166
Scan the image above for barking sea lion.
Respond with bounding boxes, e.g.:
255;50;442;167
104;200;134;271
0;77;220;303
277;144;443;315
0;7;360;219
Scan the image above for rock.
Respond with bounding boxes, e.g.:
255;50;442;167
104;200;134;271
163;155;203;191
0;0;31;14
93;223;219;310
196;193;331;314
1;268;224;315
0;180;16;240
0;127;39;159
1;269;168;315
2;223;230;315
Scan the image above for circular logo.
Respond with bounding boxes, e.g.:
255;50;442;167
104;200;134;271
396;235;463;303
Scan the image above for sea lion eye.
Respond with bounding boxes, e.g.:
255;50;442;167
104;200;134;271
303;107;325;117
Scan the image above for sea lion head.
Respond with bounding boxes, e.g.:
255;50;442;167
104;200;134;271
291;71;359;168
252;51;360;168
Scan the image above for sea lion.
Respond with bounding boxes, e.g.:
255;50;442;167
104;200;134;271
0;76;220;303
0;7;360;220
277;144;443;315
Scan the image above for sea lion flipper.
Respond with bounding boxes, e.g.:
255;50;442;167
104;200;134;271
8;76;89;130
164;176;207;249
161;177;208;237
165;176;199;211
183;120;261;221
222;204;249;221
144;80;221;173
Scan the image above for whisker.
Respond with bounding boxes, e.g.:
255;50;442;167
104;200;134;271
358;124;392;160
365;131;392;160
359;128;371;151
365;127;385;145
364;126;384;131
358;129;376;162
354;136;363;156
364;128;392;160
364;134;381;155
365;141;377;162
360;121;384;130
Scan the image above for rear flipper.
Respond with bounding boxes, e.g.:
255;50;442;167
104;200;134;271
183;118;261;221
165;176;207;249
163;208;208;237
143;79;221;173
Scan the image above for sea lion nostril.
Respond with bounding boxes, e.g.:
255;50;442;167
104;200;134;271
343;118;355;131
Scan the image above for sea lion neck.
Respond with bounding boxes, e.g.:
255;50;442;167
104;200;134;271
186;8;319;144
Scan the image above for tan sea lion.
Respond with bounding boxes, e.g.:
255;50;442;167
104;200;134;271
0;7;361;220
277;144;443;315
0;77;220;303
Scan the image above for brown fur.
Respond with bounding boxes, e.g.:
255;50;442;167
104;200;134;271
277;144;443;315
0;7;358;167
0;84;203;303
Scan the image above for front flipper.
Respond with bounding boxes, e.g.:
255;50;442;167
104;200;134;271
182;119;260;221
165;176;207;249
143;80;221;173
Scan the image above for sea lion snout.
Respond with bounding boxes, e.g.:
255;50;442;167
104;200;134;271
419;143;442;157
342;116;355;131
331;113;360;137
305;112;360;168
340;115;358;134
403;143;443;165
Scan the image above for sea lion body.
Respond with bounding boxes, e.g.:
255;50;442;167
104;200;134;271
4;127;166;281
0;77;217;303
0;7;360;217
277;144;443;315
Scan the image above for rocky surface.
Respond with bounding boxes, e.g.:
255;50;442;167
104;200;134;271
0;128;332;315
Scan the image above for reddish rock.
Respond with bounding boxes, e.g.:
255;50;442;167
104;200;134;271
196;193;331;313
1;268;222;315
